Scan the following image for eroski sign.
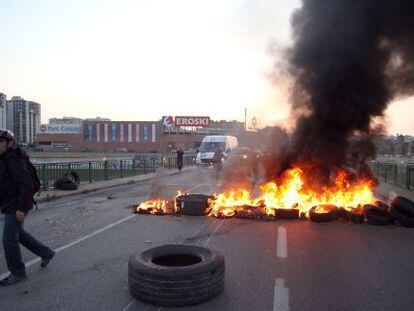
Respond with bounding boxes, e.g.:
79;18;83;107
174;116;210;127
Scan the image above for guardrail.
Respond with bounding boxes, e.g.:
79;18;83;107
370;161;414;190
35;152;197;190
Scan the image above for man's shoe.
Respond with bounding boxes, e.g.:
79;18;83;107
0;274;27;286
41;251;55;268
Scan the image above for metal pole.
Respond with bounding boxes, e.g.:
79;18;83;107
88;161;92;183
42;164;47;190
104;160;109;180
244;108;247;132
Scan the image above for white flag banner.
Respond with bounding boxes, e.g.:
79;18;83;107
152;123;156;142
96;123;101;142
128;123;132;142
104;123;108;142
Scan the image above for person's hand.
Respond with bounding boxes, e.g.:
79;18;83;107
16;211;26;222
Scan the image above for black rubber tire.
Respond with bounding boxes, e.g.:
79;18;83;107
391;196;414;218
176;194;211;216
64;170;80;185
388;204;414;228
54;177;79;190
364;204;389;225
374;200;389;210
309;205;339;222
275;209;300;220
128;244;225;307
348;208;365;224
340;208;350;220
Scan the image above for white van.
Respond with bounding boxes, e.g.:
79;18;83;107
196;135;238;165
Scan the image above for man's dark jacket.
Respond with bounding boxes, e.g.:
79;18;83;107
0;147;34;214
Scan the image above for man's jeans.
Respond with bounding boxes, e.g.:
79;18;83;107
2;214;54;277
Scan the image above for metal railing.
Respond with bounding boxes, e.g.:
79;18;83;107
370;161;414;190
35;152;197;190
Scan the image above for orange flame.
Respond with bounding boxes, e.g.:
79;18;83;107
209;167;374;218
136;167;375;220
136;198;171;215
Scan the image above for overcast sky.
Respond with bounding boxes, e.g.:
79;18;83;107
0;0;412;134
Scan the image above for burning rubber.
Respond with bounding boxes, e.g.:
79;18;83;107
128;245;225;307
135;194;414;227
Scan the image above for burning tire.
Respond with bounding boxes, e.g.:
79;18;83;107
363;204;390;225
309;205;339;222
341;207;364;224
388;196;414;227
374;200;389;210
176;194;211;216
275;208;300;220
128;244;225;307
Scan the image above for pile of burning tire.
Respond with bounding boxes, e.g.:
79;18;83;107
135;194;414;227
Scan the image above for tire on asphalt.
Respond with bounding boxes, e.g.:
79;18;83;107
309;205;339;222
64;170;81;185
363;204;389;225
54;177;79;190
390;196;414;218
342;207;364;224
128;244;225;307
388;201;414;228
340;207;350;220
349;207;365;224
275;208;300;220
374;200;389;210
176;194;211;216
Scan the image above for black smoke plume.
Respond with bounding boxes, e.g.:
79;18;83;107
283;0;414;183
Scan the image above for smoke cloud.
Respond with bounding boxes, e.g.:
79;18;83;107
283;0;414;179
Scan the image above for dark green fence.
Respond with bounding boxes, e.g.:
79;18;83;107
35;152;197;190
370;161;414;190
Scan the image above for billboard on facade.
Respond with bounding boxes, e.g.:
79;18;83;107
40;123;82;134
175;116;210;127
162;116;174;127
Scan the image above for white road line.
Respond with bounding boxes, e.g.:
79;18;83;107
203;219;224;246
121;299;135;311
273;278;290;311
1;182;210;280
55;214;136;253
121;299;147;311
183;218;210;244
277;227;287;258
0;214;136;280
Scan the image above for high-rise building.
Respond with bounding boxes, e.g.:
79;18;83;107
0;93;6;129
6;96;41;145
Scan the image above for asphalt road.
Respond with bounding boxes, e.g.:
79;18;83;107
0;167;414;311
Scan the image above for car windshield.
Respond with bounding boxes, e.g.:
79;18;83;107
199;142;226;152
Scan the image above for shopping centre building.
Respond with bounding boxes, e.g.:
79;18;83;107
36;116;246;152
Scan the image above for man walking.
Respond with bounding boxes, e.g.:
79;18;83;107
0;129;55;286
176;147;184;171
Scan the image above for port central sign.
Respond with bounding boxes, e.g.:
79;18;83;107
40;123;82;134
162;116;211;127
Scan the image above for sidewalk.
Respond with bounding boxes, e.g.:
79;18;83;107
37;166;192;203
374;181;414;203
